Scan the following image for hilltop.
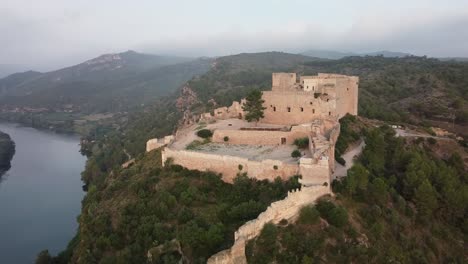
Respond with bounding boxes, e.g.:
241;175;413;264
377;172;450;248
0;51;212;132
3;52;462;263
0;51;211;113
300;50;413;60
184;54;467;135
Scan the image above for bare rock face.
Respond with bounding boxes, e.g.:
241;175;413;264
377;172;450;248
176;85;201;126
176;85;198;112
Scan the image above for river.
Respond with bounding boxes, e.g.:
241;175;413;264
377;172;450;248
0;123;86;264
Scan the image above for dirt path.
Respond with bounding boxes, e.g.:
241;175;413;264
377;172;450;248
332;140;365;180
394;128;451;140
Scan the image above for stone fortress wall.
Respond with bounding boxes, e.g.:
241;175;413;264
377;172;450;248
207;185;331;264
162;147;299;183
211;123;312;145
261;72;358;125
146;72;359;263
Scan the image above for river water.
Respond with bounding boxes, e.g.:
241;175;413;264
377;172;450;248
0;123;86;263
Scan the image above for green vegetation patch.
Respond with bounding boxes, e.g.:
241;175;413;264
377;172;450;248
70;150;300;263
293;137;309;149
196;129;213;139
0;131;15;175
248;125;467;264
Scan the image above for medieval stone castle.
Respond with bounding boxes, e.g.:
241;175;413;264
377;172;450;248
146;72;359;263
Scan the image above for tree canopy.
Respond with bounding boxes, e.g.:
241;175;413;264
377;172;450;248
242;89;266;124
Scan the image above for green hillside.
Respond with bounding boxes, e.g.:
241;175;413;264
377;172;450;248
247;124;467;263
185;55;468;131
300;50;412;60
0;51;211;113
33;53;467;263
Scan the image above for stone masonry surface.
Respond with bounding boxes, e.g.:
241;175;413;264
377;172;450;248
145;72;358;263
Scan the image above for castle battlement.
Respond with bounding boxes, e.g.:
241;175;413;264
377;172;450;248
146;72;358;264
147;72;358;186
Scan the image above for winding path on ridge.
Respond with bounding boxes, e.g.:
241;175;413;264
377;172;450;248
331;127;453;181
332;140;365;180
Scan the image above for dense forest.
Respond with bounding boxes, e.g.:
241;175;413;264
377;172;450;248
0;131;15;176
247;124;467;263
33;53;467;263
39;150;300;263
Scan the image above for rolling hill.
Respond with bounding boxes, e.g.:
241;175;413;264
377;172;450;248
300;49;413;60
0;51;211;113
183;53;467;132
35;51;467;263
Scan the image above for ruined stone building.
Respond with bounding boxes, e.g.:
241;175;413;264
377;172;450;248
147;72;358;187
146;72;359;263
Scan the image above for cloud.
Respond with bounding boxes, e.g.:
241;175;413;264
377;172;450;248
1;1;468;71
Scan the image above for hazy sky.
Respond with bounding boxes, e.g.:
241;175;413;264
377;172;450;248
2;0;468;71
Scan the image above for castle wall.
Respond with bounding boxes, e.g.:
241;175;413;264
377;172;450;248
272;72;297;91
146;135;175;152
162;148;299;183
261;91;337;125
299;158;330;186
212;125;311;145
334;76;359;117
207;185;331;264
213;101;245;119
147;139;164;152
300;77;337;95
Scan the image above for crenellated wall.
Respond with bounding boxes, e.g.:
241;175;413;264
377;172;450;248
207;185;331;264
145;72;359;264
146;135;175;152
162;148;300;183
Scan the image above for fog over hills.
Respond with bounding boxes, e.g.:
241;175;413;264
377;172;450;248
0;50;211;113
300;50;413;60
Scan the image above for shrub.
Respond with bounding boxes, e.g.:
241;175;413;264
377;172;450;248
336;156;346;166
298;206;320;225
291;150;301;158
316;200;348;227
185;139;209;150
415;137;424;144
315;199;348;227
238;164;243;171
223;136;229;142
196;129;213;138
327;207;349;228
294;137;309;149
273;165;278;170
426;137;437;145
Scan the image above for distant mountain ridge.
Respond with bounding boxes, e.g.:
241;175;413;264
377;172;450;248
300;49;413;59
0;64;31;79
0;51;211;113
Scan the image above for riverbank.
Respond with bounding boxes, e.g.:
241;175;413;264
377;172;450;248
0;130;15;176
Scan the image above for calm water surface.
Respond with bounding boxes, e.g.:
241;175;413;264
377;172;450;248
0;123;86;264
